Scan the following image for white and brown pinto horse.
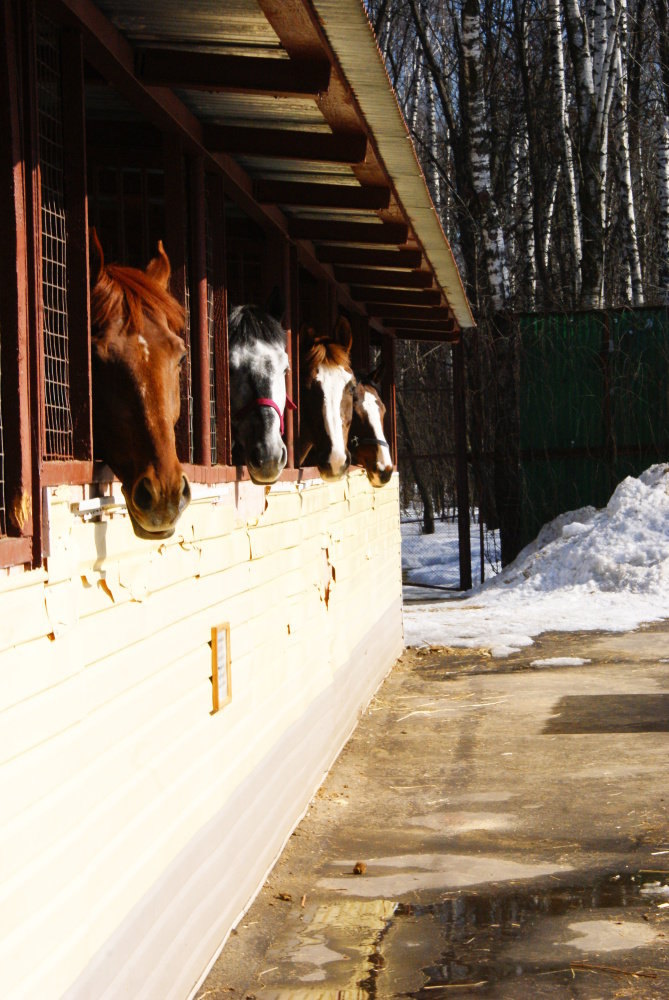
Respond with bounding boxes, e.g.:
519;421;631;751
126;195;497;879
299;318;356;480
90;231;190;539
350;369;393;487
228;304;295;484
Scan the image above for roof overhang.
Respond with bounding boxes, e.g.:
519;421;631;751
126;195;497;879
78;0;475;340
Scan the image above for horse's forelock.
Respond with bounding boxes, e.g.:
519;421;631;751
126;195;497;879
229;305;286;350
92;264;185;336
304;339;352;376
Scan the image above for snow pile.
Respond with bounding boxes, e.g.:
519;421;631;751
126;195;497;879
402;518;494;589
404;465;669;656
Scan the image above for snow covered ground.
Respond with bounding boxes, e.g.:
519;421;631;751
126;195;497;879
401;516;497;592
404;465;669;656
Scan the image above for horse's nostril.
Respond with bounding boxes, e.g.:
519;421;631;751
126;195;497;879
133;477;155;512
181;475;191;501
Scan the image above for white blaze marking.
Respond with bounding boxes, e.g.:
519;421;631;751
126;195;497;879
229;341;289;448
316;365;350;470
362;390;392;470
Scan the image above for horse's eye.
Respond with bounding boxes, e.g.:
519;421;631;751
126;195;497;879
178;352;187;367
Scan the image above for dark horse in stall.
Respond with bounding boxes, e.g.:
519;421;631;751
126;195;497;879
228;304;295;484
299;317;356;481
350;367;393;487
90;230;190;539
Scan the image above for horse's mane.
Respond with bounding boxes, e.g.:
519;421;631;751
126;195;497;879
304;338;353;374
228;305;286;349
91;264;185;336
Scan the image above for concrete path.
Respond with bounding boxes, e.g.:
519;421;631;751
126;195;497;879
197;621;669;999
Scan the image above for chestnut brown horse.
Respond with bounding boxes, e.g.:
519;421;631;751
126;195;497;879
90;231;191;539
350;369;393;487
299;317;356;480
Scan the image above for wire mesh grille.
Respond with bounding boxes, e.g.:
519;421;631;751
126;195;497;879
205;204;217;464
36;15;74;460
0;341;6;536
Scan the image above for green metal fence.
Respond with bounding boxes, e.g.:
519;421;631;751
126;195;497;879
518;308;669;549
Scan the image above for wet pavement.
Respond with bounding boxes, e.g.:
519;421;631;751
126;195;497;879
197;620;669;999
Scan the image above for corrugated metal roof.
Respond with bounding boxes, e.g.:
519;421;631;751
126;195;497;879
87;0;474;335
310;0;474;329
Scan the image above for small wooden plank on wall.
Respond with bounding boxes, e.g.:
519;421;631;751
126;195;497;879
211;622;231;713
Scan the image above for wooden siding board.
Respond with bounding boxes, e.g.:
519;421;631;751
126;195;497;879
0;477;402;997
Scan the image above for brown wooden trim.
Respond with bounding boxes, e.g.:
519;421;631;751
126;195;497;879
316;245;422;268
289;219;408;244
334;266;433;288
367;304;453;320
137;49;331;98
0;537;33;569
452;338;472;589
208;173;231;467
61;25;92;460
189;155;211;466
163;137;193;464
205;125;368;164
393;328;460;343
350;287;442;306
255;180;390;211
0;0;34;553
40;460;94;486
288;243;300;465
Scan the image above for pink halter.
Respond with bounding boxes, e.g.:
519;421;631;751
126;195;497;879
234;395;297;435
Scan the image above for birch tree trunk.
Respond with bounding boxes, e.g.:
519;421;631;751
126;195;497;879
563;0;617;307
461;0;510;312
612;34;644;303
548;0;582;300
654;0;669;301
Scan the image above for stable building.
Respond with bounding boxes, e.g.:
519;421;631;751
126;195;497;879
0;1;474;996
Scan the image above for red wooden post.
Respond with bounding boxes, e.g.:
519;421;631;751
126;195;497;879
452;336;472;590
208;173;230;466
189;155;211;467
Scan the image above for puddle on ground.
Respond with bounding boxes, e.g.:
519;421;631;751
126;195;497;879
378;870;669;998
543;694;669;734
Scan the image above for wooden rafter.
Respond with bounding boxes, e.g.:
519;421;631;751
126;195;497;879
317;246;422;268
136;49;331;97
367;304;453;320
334;266;433;288
205;125;367;164
350;287;442;306
288;219;408;244
255;179;390;210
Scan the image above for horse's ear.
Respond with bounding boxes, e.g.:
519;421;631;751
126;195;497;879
265;285;285;323
89;227;105;282
333;316;353;353
146;241;171;290
300;323;317;343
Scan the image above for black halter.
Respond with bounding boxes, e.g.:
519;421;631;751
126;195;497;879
349;434;388;451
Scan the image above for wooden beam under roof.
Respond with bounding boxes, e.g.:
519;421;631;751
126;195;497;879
317;246;422;268
254;179;390;210
350;287;442;306
205;125;368;164
367;304;453;320
288;219;408;244
393;327;460;342
390;317;457;330
136;49;331;97
334;266;433;288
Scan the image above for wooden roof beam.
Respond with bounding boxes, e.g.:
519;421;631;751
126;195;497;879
205;126;367;164
350;287;442;306
288;219;408;243
393;327;460;342
317;246;423;268
136;49;331;97
334;266;433;288
255;179;390;210
367;304;453;320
